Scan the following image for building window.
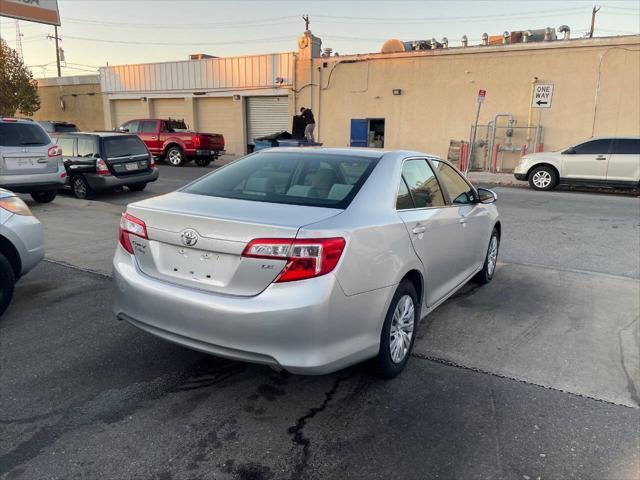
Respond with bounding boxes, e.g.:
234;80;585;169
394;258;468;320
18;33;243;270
350;118;385;148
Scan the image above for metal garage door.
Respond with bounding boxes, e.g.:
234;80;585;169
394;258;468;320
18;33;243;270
113;99;146;128
246;96;289;145
152;98;186;122
196;97;239;155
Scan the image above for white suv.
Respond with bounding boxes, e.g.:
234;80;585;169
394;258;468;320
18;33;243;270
0;118;66;203
514;137;640;191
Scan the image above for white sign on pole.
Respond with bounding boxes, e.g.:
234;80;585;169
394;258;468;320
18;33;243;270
0;0;60;26
532;84;554;108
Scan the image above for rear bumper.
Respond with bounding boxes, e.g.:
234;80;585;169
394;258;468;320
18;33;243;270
0;164;67;193
86;168;159;191
112;247;391;374
194;149;225;158
0;214;44;276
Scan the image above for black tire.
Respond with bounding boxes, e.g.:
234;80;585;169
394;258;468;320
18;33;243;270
71;175;93;199
194;158;212;167
128;183;147;192
0;252;16;317
473;228;500;284
528;166;558;191
166;146;185;167
373;280;419;379
30;190;57;203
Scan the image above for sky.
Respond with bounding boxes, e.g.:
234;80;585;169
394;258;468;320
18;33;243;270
0;0;639;78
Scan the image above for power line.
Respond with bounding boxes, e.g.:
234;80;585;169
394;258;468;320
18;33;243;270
62;34;293;47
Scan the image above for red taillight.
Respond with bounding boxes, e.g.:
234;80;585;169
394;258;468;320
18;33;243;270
149;156;155;168
119;213;148;254
96;158;110;176
48;145;62;157
242;237;346;282
193;135;201;148
2;118;17;122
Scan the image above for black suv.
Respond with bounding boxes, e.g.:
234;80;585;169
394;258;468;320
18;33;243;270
54;133;159;199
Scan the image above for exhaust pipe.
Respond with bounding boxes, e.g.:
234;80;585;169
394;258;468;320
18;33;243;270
461;35;468;47
482;33;489;46
558;25;571;40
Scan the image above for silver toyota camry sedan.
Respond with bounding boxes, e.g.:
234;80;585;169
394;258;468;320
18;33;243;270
113;148;500;378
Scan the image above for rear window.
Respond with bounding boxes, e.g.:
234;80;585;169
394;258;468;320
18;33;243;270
184;151;379;209
53;124;78;133
103;136;148;158
0;123;50;147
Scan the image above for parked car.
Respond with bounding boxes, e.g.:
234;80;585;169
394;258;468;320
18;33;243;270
117;119;225;167
54;132;159;199
38;120;78;135
0;188;44;316
113;148;500;378
0;118;66;203
514;136;640;191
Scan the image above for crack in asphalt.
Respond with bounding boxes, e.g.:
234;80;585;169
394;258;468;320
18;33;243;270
410;352;639;409
287;373;355;480
617;317;640;408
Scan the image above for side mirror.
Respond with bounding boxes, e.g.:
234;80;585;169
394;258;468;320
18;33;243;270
477;188;497;204
563;148;576;154
118;127;129;133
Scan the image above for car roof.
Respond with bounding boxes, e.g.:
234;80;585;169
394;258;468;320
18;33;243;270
57;132;134;138
255;147;439;160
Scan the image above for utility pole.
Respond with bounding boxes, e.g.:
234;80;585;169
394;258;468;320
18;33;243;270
47;27;62;77
302;14;310;31
589;6;601;38
15;20;24;60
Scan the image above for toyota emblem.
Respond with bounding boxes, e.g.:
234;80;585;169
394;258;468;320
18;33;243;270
180;229;199;247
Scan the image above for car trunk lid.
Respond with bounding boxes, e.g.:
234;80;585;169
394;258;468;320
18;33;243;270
126;192;341;296
1;146;58;175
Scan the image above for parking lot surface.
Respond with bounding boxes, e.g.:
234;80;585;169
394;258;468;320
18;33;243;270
2;164;639;479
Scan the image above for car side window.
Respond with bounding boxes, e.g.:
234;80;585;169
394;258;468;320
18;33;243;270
571;139;612;155
125;121;140;133
400;159;446;209
431;160;475;205
612;139;640;155
140;121;156;133
396;178;414;210
56;137;75;156
77;137;97;158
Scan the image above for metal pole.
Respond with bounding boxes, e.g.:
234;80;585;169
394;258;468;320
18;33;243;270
465;100;482;176
54;26;61;77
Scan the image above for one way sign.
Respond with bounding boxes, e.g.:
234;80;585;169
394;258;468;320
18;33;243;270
532;84;554;108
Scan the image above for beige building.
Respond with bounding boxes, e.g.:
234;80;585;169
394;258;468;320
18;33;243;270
33;32;640;170
296;33;640;171
31;75;104;132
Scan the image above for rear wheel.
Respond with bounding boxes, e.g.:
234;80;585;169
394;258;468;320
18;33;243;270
528;166;558;191
128;183;147;192
474;228;500;284
166;146;185;167
30;190;57;203
373;280;418;379
194;158;212;167
0;252;16;317
71;175;93;199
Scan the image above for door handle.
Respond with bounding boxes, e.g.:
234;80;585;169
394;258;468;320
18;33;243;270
459;218;468;225
412;226;426;235
150;136;158;140
596;156;607;161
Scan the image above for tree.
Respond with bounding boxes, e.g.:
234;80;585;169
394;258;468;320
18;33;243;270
0;39;40;117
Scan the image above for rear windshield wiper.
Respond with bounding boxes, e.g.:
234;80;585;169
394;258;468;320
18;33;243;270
20;142;46;145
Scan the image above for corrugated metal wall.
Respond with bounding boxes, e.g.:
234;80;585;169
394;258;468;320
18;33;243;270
100;53;295;93
246;96;290;144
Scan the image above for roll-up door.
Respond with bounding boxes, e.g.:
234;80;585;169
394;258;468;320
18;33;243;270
196;97;239;155
152;98;186;121
113;99;146;128
246;96;289;145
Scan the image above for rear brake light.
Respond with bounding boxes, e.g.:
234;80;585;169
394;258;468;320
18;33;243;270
119;212;148;254
193;135;201;148
149;156;155;168
1;118;17;122
242;237;346;282
96;158;110;176
48;145;62;157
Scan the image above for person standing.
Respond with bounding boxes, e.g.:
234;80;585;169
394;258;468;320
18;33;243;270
300;107;316;142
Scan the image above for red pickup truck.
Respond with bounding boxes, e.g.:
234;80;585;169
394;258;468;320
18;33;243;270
117;119;225;167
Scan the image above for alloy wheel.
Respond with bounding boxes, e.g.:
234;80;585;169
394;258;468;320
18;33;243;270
168;149;182;166
73;177;87;198
389;295;415;364
532;170;552;189
487;235;498;276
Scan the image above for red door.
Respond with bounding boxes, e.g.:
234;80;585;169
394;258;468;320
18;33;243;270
138;120;161;156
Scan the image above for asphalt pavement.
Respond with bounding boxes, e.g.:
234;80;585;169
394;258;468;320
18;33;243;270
3;163;639;479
